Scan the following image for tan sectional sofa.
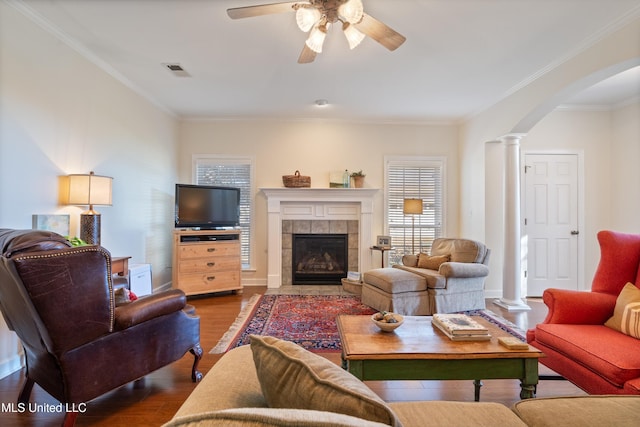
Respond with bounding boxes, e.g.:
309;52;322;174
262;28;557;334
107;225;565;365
164;339;640;427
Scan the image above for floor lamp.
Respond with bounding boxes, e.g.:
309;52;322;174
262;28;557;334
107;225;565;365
403;198;423;254
62;171;113;245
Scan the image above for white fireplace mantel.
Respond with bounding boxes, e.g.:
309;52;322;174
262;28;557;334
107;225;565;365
260;188;380;288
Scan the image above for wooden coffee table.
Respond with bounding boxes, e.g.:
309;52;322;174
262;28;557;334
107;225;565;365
337;315;543;401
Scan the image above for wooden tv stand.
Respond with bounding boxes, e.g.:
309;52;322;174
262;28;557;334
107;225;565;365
172;229;242;296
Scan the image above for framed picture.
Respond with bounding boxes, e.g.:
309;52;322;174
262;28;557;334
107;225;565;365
376;235;391;247
32;214;70;236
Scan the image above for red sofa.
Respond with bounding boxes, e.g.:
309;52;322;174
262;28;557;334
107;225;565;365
527;230;640;395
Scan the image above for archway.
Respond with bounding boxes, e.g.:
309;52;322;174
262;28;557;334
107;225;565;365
459;14;640;309
496;60;640;310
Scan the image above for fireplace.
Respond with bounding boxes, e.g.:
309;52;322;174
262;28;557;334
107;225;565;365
292;234;348;284
260;187;379;288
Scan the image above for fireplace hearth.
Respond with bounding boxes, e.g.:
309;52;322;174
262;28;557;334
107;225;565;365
292;234;348;284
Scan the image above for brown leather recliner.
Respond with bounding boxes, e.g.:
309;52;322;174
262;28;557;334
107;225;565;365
0;229;202;427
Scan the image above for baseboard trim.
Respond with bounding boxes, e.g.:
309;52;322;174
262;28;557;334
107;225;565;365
0;354;23;380
241;279;267;287
156;281;172;293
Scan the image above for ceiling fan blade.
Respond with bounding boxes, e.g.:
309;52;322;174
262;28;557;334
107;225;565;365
227;2;301;19
355;14;406;51
298;43;317;64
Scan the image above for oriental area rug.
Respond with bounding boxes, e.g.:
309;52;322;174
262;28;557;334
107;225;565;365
210;294;526;354
211;294;377;353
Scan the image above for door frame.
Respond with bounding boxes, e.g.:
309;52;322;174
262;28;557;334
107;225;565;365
520;150;586;294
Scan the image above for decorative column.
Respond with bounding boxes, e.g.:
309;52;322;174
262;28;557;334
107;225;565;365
494;134;531;311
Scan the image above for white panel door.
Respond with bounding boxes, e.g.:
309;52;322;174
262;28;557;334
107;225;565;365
523;154;579;297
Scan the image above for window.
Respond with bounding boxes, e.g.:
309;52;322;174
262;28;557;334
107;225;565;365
193;155;254;269
385;156;445;264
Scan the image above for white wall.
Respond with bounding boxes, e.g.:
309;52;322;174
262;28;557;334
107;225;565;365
178;102;638;296
0;2;179;378
178;119;460;284
519;109;613;289
611;101;640;233
461;15;640;297
483;103;639;295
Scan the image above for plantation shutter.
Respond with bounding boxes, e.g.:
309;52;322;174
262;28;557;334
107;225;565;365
194;156;253;268
385;157;444;263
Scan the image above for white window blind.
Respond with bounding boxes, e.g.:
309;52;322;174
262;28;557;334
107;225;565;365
193;156;253;268
385;157;445;264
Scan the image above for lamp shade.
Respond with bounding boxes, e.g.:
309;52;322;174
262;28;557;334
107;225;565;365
338;0;364;24
306;23;328;53
296;7;321;32
62;172;112;207
403;198;423;215
343;22;365;49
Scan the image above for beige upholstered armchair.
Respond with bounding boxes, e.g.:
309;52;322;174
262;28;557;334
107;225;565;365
363;238;490;315
395;238;490;313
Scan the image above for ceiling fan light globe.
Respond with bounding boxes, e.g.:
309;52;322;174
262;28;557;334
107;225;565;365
306;24;327;53
296;7;321;32
339;0;364;24
343;22;365;49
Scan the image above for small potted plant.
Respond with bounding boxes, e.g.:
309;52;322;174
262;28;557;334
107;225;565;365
350;170;365;188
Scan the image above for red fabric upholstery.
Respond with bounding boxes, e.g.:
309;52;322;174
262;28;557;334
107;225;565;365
541;288;617;325
591;230;640;295
528;230;640;395
531;338;636;395
534;324;640;387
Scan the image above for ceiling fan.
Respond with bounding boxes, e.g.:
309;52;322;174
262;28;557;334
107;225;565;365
227;0;406;63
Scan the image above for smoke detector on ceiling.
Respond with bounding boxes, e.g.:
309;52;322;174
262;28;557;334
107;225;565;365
162;63;191;77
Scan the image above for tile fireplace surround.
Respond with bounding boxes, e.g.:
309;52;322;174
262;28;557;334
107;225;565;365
261;188;379;288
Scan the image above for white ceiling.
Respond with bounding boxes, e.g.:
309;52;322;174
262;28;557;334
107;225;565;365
13;0;640;121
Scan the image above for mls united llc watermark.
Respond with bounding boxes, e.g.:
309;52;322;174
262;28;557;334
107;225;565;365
1;402;87;414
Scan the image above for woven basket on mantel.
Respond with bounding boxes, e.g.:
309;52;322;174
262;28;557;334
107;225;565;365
282;170;311;188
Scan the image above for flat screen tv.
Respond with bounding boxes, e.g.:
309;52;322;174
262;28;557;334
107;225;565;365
175;184;240;229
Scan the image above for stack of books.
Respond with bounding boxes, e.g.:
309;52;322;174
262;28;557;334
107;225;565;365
431;313;491;341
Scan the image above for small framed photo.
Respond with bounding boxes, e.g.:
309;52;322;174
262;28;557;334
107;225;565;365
376;235;391;247
32;214;70;236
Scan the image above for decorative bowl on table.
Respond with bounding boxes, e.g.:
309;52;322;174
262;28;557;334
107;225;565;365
371;312;404;332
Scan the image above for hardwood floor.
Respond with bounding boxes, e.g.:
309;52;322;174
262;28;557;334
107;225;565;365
0;287;586;426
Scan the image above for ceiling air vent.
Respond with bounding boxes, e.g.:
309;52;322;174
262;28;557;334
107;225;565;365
162;63;190;77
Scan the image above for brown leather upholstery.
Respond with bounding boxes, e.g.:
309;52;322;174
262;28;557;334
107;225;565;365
0;229;202;427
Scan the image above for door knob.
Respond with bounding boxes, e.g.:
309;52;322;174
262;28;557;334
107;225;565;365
571;230;579;235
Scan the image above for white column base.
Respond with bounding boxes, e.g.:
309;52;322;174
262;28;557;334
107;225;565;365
267;274;281;289
493;298;531;311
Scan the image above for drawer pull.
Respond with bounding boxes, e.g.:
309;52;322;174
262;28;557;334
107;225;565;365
207;262;216;267
207;276;216;281
207;248;216;252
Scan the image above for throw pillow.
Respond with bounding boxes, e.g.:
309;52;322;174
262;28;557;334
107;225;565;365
249;335;402;427
401;254;418;267
417;253;450;270
605;282;640;339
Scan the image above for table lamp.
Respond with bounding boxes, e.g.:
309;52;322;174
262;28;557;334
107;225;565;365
62;171;112;245
403;198;423;254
